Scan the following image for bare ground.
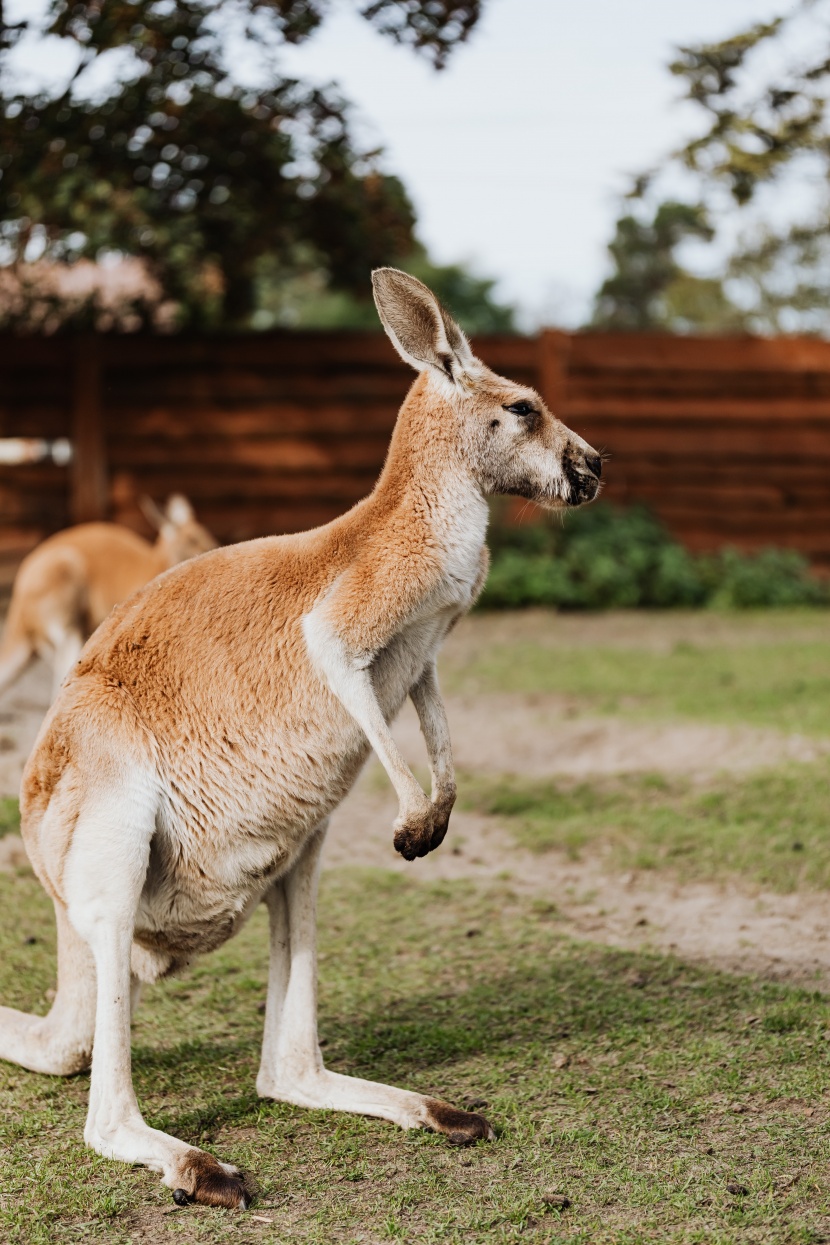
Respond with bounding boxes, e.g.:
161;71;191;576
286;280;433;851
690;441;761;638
328;767;830;989
2;613;829;987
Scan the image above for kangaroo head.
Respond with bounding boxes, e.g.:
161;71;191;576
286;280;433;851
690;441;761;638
372;267;602;509
141;494;218;566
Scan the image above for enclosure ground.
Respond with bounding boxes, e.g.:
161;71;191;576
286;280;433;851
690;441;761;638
3;866;830;1245
1;608;830;1242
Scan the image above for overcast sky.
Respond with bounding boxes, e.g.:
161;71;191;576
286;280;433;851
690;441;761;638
8;0;797;326
278;0;792;327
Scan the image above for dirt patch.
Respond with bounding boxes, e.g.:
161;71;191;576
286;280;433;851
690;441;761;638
326;771;830;989
394;696;830;778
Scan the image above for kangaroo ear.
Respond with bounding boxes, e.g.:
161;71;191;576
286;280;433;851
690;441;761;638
139;495;166;531
165;494;194;526
372;267;474;381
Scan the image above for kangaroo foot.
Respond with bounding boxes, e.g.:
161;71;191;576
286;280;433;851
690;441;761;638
423;1098;495;1145
172;1152;250;1209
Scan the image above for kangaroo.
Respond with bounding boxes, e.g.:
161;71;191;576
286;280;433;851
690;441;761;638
0;269;602;1210
0;495;216;701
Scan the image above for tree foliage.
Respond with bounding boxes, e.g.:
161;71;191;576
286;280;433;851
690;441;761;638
668;16;821;207
596;5;830;334
0;0;483;329
591;200;743;332
253;244;516;332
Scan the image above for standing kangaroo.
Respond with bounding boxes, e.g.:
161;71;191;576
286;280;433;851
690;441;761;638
0;495;216;701
0;269;602;1210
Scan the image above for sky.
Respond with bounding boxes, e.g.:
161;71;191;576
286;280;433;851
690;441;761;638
7;0;798;327
277;0;792;327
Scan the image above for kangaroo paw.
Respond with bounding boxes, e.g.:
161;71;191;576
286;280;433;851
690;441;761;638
393;808;435;860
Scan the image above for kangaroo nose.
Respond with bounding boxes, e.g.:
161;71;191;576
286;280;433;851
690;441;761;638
586;454;602;479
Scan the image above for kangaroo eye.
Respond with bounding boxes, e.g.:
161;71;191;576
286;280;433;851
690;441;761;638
504;401;536;416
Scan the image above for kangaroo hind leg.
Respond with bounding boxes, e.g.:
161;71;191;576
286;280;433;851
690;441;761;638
0;899;96;1075
49;628;84;700
62;784;249;1209
256;822;494;1144
0;639;33;701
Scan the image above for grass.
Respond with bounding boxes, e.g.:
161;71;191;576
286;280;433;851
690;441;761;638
441;616;830;736
3;865;830;1244
0;796;20;837
461;760;830;893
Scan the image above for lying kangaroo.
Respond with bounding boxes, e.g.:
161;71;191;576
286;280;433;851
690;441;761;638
0;269;602;1209
0;495;215;701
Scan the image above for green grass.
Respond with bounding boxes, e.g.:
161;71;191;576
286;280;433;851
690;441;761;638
462;761;830;892
442;631;830;736
3;866;830;1244
0;797;20;837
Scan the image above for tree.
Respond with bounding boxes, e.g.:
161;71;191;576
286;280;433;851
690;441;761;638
0;1;483;330
591;200;744;332
253;245;517;333
667;7;830;333
604;5;830;335
668;16;821;207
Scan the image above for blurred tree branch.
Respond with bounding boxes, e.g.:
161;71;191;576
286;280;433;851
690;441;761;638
0;0;484;330
594;3;830;334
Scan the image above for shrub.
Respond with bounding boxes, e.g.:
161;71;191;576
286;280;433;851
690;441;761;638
480;502;828;611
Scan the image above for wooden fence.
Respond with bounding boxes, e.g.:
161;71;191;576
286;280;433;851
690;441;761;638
2;329;830;579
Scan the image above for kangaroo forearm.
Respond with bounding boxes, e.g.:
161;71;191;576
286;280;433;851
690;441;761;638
410;666;455;798
302;611;427;815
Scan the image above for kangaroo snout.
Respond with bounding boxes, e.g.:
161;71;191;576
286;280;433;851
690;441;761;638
563;442;603;506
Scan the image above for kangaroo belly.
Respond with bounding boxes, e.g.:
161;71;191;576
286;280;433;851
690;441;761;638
130;637;436;966
133;727;372;960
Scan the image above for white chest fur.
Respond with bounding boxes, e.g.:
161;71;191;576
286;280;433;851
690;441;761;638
432;478;488;608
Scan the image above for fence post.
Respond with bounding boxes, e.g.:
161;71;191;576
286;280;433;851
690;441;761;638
70;335;108;523
538;328;571;416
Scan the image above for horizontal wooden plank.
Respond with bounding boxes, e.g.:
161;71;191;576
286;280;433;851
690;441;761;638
664;528;830;556
569;332;830;373
653;505;830;532
0;408;71;438
107;470;379;504
565;422;830;456
107;435;391;472
109;403;398;439
568;382;830;407
178;503;349;542
102;371;414;404
0;338;75;368
564;398;830;422
0;526;52;551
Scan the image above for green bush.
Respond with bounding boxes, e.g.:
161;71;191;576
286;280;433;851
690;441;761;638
480;502;829;611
